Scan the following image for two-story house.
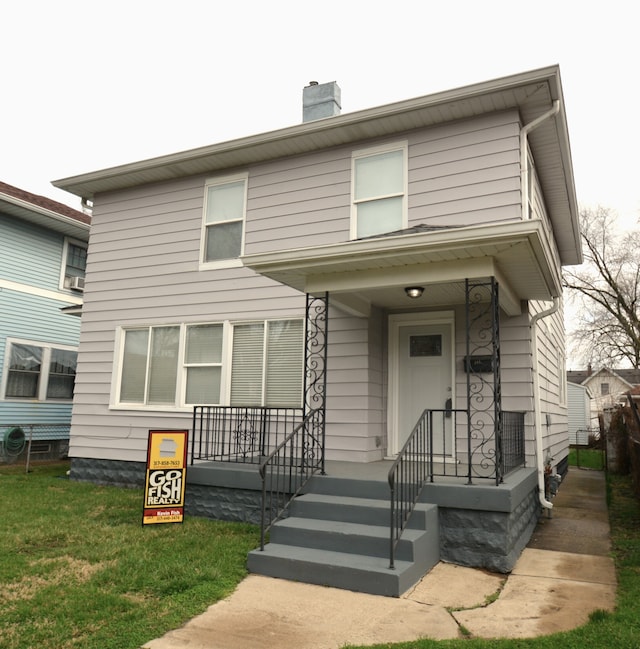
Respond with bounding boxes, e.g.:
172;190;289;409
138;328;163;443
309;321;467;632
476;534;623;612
0;182;89;461
568;366;640;430
54;66;581;596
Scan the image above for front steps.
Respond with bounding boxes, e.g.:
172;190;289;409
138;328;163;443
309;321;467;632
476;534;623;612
247;475;440;597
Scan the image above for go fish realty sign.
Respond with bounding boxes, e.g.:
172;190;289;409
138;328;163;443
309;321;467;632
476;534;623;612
143;430;188;525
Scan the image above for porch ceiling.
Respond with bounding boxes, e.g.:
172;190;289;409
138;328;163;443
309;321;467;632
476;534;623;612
242;219;560;317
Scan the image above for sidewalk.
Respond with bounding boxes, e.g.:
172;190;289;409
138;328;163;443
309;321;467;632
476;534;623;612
142;468;616;648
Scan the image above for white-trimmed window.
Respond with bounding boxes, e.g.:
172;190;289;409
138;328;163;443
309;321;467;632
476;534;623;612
61;238;87;291
231;320;304;407
115;319;303;409
351;142;408;239
200;173;247;267
2;340;77;401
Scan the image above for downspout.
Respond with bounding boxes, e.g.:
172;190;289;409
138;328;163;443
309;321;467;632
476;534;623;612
520;100;560;221
521;99;562;510
531;297;560;510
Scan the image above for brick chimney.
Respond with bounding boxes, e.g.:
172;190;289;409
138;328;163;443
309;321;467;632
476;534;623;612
302;81;341;122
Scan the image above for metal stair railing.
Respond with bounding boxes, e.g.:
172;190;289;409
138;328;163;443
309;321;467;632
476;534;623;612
388;409;463;570
258;407;324;550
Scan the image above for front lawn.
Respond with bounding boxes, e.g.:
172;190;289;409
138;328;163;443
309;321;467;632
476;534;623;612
0;462;259;649
1;462;639;649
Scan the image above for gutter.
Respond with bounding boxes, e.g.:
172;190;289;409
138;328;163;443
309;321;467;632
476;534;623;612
530;297;560;510
520;100;561;222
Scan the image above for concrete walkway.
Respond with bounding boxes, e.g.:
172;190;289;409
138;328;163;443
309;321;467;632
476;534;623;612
142;468;616;648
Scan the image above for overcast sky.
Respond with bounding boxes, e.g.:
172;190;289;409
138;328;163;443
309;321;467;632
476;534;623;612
3;0;638;228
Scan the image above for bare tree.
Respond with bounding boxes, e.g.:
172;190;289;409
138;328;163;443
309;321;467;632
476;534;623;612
563;206;640;368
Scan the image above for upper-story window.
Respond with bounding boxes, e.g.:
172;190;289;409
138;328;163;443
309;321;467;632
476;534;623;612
601;382;610;396
201;173;247;267
2;339;77;401
62;238;87;292
351;142;407;239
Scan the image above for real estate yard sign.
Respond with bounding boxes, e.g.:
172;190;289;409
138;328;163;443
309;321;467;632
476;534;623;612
143;430;188;525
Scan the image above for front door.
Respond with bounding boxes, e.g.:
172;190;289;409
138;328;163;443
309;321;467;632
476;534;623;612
388;313;454;456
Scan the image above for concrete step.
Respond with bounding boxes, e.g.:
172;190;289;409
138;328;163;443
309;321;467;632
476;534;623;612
269;516;426;561
247;543;435;598
290;493;433;527
249;496;440;597
304;474;390;500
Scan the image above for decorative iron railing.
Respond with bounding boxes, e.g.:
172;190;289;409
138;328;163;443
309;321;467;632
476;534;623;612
388;409;465;569
388;408;525;569
190;406;303;464
258;407;325;550
501;410;526;476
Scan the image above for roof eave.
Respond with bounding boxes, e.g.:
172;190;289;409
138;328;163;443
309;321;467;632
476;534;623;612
0;194;90;241
53;65;566;200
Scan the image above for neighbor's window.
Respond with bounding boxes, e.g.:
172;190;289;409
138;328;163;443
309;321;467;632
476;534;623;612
116;319;303;408
201;174;247;264
62;238;87;290
351;142;407;239
3;341;77;401
601;382;610;396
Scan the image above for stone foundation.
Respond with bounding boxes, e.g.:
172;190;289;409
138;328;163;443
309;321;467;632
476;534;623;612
70;458;539;572
438;487;539;572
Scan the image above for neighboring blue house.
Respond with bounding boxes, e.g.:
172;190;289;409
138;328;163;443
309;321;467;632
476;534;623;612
0;181;90;460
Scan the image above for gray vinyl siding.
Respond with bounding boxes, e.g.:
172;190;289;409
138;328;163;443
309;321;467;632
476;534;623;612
244;111;522;255
530;299;568;470
70;109;545;465
324;307;385;462
70;177;309;462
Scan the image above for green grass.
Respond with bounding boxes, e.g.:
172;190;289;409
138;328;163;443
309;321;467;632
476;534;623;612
2;462;639;649
0;461;259;649
569;447;606;470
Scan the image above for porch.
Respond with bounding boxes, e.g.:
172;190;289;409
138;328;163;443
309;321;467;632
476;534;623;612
186;277;533;595
185;457;539;596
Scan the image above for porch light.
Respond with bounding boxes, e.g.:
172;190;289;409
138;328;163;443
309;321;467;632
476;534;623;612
405;286;424;299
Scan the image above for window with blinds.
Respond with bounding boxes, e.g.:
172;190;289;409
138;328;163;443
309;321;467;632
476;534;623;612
231;320;303;407
116;319;303;408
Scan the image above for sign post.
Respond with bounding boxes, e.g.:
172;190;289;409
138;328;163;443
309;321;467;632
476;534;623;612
143;430;188;525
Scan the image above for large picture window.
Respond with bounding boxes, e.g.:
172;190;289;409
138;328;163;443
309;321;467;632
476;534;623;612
201;174;247;265
3;340;77;401
115;319;303;409
351;142;407;239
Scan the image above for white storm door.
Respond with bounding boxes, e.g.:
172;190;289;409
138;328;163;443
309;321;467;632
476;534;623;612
389;313;454;456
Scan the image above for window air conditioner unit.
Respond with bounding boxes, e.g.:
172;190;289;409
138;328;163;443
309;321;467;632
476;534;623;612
69;276;85;292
